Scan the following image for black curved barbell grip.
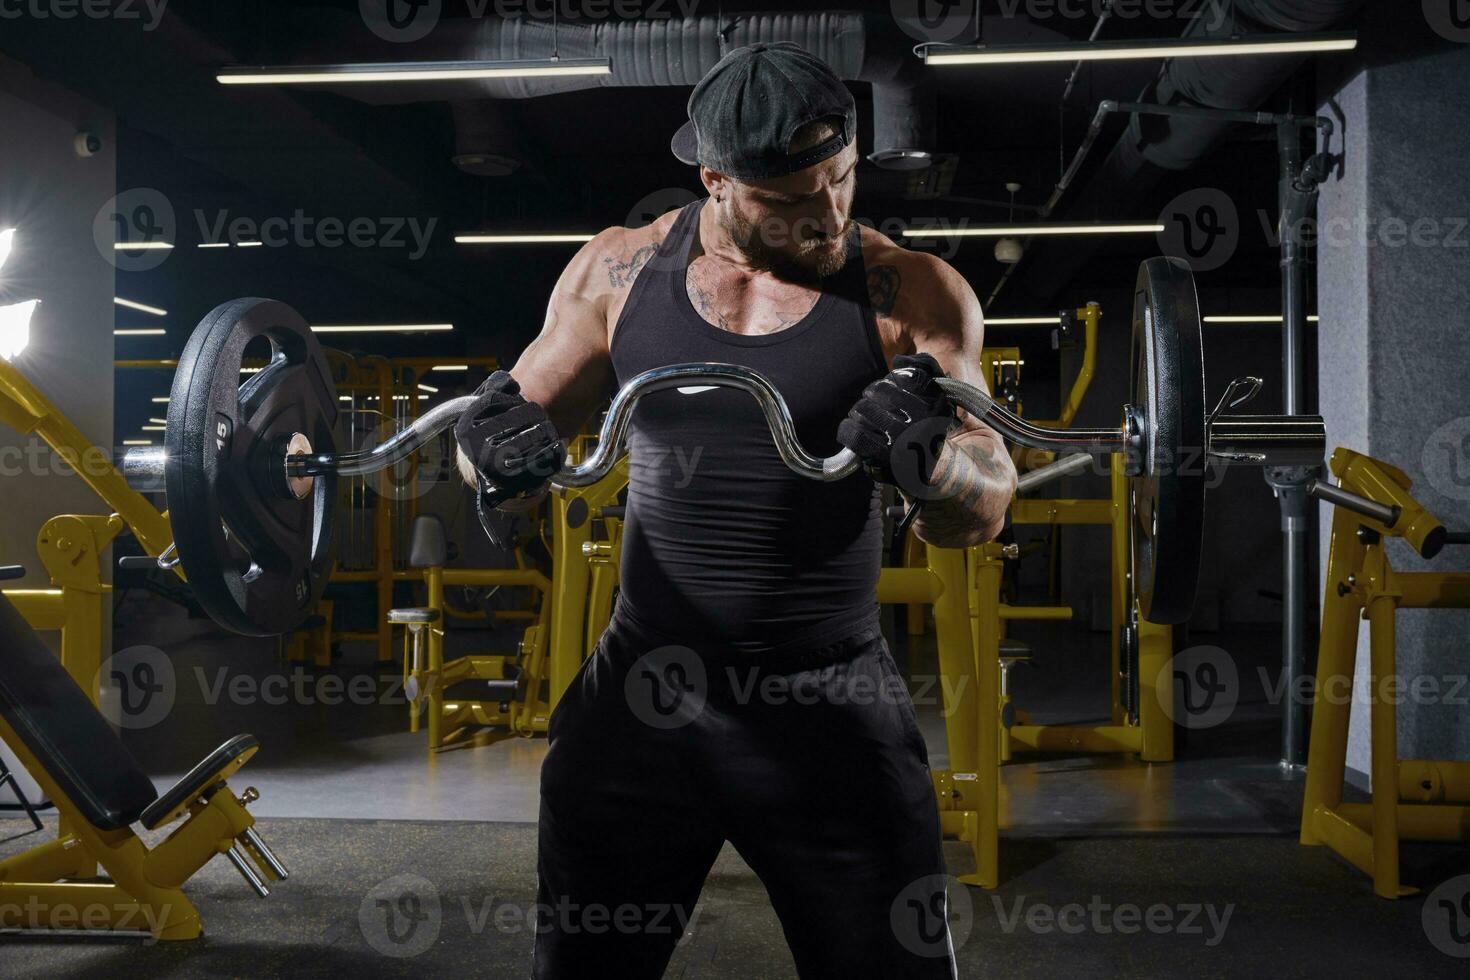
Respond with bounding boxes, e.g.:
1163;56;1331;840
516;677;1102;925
0;565;26;581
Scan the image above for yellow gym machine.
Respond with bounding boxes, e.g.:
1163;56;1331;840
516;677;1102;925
383;427;621;751
393;514;555;750
0;349;178;870
1298;448;1470;898
329;354;508;664
881;546;996;886
0;590;285;939
972;305;1174;762
0;357;280;939
1000;455;1174;761
3;354;174;564
0;349;174;691
545;442;632;714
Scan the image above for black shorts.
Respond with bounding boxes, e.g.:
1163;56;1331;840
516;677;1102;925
532;607;958;979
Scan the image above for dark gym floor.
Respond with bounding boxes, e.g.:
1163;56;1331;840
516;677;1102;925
2;594;1467;977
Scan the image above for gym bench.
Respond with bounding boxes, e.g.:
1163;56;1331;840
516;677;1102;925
0;591;285;939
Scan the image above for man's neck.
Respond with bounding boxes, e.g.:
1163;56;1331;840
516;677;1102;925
694;197;780;281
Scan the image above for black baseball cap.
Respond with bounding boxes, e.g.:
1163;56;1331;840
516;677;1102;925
671;42;857;181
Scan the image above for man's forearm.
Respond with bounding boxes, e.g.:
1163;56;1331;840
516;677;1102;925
910;428;1016;548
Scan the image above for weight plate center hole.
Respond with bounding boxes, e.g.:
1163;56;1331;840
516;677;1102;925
285;432;315;499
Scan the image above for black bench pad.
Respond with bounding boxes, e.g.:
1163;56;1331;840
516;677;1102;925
0;594;157;830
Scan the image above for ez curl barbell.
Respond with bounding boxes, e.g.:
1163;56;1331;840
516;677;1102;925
122;257;1324;636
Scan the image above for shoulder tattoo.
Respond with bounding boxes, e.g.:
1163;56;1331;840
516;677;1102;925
604;241;661;289
867;264;901;317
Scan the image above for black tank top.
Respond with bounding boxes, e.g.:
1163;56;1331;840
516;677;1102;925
609;200;888;655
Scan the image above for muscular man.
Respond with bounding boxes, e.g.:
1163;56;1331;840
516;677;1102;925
455;42;1016;980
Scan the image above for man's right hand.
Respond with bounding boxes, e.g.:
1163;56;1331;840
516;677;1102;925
453;371;566;505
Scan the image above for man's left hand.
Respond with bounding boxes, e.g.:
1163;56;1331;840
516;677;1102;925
837;353;958;497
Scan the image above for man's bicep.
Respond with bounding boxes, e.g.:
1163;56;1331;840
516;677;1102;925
905;257;991;397
511;284;616;439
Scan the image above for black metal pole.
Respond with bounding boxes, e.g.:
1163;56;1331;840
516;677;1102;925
1272;121;1317;770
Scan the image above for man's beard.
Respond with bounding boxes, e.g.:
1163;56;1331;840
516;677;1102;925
721;200;852;282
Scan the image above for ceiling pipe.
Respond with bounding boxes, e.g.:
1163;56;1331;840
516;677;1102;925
288;12;933;175
1000;0;1364;307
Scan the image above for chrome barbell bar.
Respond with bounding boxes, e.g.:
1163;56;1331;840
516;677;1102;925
121;362;1325;495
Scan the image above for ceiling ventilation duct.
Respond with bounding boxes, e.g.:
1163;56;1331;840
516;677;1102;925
289;11;934;176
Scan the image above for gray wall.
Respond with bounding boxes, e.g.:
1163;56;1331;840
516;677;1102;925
1316;13;1470;780
0;57;117;797
0;60;117;598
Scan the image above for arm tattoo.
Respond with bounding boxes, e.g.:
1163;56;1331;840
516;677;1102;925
604;242;661;288
867;265;901;317
913;432;1014;548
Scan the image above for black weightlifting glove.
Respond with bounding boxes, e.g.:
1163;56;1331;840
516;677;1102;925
837;353;958;498
454;371;566;508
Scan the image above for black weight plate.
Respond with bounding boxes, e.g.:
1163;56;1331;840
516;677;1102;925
165;298;338;636
1130;258;1206;626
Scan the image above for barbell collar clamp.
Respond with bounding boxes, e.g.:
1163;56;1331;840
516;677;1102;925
1210;376;1264;423
1208;416;1325;469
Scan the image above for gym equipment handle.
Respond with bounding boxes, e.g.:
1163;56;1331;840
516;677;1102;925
1307;479;1400;529
1016;453;1096;494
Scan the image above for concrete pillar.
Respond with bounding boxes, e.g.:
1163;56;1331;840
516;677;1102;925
1315;10;1470;783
